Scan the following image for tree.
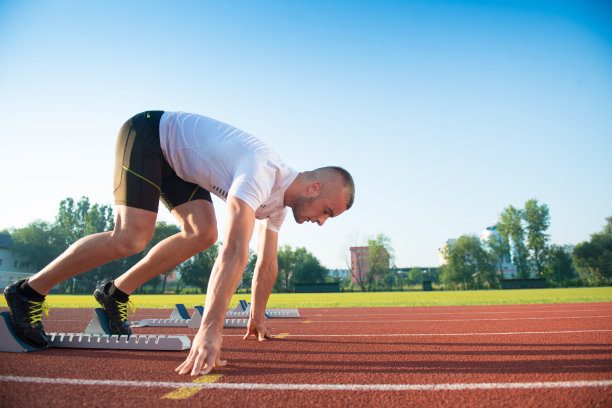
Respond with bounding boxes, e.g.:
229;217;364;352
292;251;327;285
543;244;575;286
10;221;64;271
176;242;220;293
484;228;510;280
573;222;612;285
407;267;423;285
498;205;530;278
276;245;296;292
367;234;394;291
54;197;114;247
275;245;327;292
11;197;116;293
442;235;496;289
523;199;550;277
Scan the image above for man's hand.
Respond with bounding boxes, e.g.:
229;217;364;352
176;328;226;376
243;317;272;341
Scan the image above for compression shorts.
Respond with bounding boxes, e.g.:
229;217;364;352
113;111;212;212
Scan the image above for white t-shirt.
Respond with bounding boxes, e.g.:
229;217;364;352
159;111;299;232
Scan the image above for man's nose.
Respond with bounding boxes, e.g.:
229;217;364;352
317;215;330;226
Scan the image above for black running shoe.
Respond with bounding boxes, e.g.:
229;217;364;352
93;282;133;336
3;279;49;349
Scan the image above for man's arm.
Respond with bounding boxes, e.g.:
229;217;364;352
243;222;278;340
176;195;255;376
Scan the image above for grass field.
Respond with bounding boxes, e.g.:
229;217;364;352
1;287;610;309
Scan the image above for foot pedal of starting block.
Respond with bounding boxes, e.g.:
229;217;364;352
169;304;191;320
187;306;204;328
85;308;112;335
229;299;250;313
0;312;45;353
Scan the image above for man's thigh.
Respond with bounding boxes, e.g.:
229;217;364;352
113;205;157;244
113;111;165;213
171;199;217;235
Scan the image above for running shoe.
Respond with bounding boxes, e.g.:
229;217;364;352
93;282;133;336
3;279;49;348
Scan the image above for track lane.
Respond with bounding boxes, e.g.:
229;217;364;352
1;302;610;407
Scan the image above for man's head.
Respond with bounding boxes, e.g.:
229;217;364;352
286;166;354;226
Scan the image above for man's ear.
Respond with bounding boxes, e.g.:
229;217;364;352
307;181;322;197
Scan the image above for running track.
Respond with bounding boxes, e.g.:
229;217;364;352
1;302;611;407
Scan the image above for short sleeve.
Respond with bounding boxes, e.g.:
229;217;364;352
228;157;276;211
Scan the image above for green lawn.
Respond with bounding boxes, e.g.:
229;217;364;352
2;287;610;309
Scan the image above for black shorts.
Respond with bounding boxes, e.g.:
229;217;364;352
113;111;212;212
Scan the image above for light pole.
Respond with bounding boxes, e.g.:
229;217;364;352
607;217;612;239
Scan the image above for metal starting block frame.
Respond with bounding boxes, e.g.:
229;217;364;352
133;305;204;329
48;332;190;351
230;299;300;318
0;310;190;353
132;304;249;328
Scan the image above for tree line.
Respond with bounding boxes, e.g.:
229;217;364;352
5;196;609;293
440;199;611;289
4;197;329;294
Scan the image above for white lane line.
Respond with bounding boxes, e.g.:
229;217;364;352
217;329;612;338
165;329;612;338
1;376;610;392
308;308;612;317
299;315;612;323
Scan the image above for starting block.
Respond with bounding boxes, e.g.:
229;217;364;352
0;312;42;352
230;299;300;318
133;305;204;329
132;304;249;328
0;310;190;353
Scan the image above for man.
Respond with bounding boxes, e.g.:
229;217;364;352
4;110;354;376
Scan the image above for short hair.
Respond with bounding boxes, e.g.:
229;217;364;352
314;166;355;210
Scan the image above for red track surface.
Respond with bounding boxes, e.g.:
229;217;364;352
1;302;611;407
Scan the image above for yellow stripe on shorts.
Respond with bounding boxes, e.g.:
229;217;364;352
122;166;161;192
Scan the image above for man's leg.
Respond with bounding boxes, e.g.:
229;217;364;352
114;199;217;294
27;205;157;295
3;205;156;346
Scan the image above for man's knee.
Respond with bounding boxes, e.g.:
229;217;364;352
111;228;153;258
180;223;217;254
190;225;218;252
112;205;157;257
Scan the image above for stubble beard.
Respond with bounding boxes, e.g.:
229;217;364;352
288;195;317;224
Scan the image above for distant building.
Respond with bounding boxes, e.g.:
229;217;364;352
349;246;370;285
327;269;349;279
349;245;388;285
438;239;456;266
0;234;38;289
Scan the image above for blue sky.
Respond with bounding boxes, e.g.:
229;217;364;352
1;0;610;269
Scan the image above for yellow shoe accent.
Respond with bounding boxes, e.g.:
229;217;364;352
29;300;49;324
118;300;136;322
